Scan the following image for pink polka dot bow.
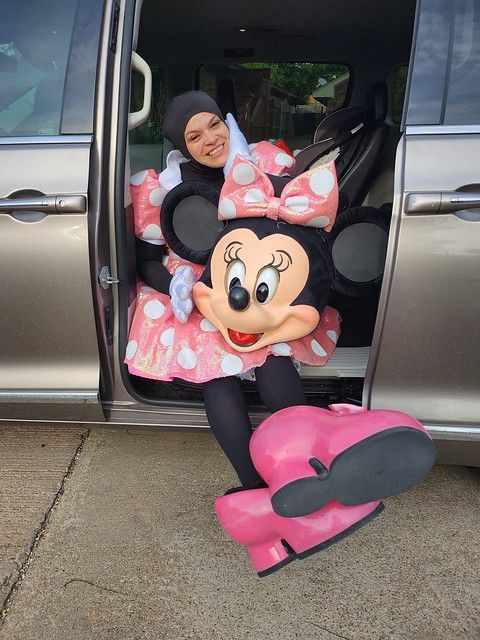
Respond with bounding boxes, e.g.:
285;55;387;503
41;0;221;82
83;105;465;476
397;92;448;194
218;155;339;231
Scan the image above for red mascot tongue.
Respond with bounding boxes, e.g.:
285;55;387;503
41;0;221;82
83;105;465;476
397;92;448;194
228;329;261;347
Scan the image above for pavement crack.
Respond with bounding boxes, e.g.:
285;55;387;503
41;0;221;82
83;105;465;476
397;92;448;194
63;578;128;596
0;428;91;626
307;621;352;640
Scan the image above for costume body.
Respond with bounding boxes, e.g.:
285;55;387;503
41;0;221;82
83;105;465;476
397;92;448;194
124;90;340;489
126;152;340;384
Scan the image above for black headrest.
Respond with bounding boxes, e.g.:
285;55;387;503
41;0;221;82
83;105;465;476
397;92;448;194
313;106;369;144
369;82;388;123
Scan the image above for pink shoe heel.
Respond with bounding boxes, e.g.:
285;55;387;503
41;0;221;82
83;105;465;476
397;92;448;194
250;404;436;518
215;487;383;576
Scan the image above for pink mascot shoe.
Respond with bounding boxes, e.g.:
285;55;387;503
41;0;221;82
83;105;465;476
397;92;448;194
215;488;383;577
250;404;437;518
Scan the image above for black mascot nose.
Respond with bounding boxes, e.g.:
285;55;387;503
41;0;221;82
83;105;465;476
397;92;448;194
228;286;250;311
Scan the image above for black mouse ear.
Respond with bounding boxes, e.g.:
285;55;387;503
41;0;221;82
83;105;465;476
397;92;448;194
329;206;391;297
161;181;223;265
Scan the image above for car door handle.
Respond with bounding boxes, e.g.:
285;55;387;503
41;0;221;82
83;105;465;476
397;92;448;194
405;192;480;215
0;195;87;214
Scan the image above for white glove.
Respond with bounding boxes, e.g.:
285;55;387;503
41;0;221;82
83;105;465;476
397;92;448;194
169;265;196;323
224;113;255;176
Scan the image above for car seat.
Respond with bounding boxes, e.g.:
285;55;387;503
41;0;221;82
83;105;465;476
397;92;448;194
293;82;390;210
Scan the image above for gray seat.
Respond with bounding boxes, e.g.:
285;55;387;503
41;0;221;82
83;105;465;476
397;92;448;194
293;82;390;209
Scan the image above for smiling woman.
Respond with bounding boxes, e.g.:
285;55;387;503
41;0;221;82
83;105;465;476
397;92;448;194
184;113;230;168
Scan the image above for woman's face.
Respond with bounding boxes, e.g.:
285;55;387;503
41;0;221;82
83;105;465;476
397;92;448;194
184;111;230;168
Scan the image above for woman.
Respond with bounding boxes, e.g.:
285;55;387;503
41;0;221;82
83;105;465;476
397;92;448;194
126;91;339;490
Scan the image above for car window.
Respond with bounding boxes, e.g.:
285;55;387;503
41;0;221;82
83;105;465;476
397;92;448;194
406;0;480;126
0;0;78;137
129;67;169;173
199;62;350;150
392;65;408;125
443;0;480;125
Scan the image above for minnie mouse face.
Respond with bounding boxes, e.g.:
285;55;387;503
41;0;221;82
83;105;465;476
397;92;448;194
193;220;322;352
161;155;338;353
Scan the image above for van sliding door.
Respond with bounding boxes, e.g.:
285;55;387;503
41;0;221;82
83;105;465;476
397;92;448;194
0;0;110;422
366;0;480;428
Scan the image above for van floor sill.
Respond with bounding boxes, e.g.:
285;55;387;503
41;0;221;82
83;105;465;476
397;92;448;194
301;346;370;379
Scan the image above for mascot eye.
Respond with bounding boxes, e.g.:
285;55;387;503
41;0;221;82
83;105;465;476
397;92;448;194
255;266;279;304
226;259;246;292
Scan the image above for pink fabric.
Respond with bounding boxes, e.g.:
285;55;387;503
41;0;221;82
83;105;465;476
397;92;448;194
127;277;339;382
130;169;168;243
249;140;296;176
125;148;341;384
219;155;338;231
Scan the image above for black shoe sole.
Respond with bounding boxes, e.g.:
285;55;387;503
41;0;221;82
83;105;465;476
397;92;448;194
271;427;436;518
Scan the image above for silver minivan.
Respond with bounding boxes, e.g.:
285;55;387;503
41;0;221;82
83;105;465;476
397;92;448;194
1;0;479;466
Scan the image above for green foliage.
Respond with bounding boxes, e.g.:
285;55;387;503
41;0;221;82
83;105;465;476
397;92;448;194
242;62;348;101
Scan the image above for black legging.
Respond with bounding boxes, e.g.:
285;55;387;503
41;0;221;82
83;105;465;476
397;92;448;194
203;355;307;487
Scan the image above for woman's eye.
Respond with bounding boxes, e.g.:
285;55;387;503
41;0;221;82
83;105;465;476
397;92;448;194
225;259;246;292
255;266;279;304
211;120;220;128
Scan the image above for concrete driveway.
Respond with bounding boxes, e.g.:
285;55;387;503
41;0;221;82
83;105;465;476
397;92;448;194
1;424;479;640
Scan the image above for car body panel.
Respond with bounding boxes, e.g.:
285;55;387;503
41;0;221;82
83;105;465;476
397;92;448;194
0;137;104;421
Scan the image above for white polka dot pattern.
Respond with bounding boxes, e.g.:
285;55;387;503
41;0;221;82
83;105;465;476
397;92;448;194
149;187;168;206
274;152;294;168
221;156;338;231
125;340;138;359
311;339;327;357
142;224;163;240
310;168;335;195
285;195;310;213
160;328;175;346
130;170;147;186
232;162;256;185
200;318;219;332
271;343;292;356
143;299;165;320
220;354;244;375
327;330;338;343
177;348;198;370
218;198;237;219
244;188;266;204
306;216;330;228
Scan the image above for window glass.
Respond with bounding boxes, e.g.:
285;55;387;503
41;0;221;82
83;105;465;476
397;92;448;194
392;65;408;125
406;0;480;126
199;62;350;151
0;0;78;137
443;0;480;125
129;68;169;173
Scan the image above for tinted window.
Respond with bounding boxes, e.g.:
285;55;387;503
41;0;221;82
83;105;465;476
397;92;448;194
443;0;480;125
392;65;408;125
406;0;480;126
199;62;350;150
0;0;98;137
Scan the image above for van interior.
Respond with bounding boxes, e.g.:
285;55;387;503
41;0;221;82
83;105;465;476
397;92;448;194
123;0;417;409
